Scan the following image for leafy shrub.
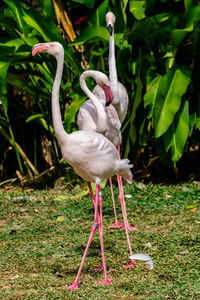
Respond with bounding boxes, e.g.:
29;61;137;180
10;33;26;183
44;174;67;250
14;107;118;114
1;0;200;181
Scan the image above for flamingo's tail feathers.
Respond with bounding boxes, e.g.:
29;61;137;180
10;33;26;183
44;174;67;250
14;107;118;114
118;159;133;184
129;253;154;270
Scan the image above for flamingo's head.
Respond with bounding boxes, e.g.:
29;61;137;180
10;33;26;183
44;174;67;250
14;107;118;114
80;70;113;107
94;71;113;107
106;12;115;36
31;42;64;59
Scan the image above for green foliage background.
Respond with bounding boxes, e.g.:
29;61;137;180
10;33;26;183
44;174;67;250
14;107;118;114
0;0;200;180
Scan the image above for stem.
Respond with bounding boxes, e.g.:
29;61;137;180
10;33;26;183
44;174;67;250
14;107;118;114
34;124;37;169
0;125;38;176
96;9;99;25
123;0;129;15
5;113;24;174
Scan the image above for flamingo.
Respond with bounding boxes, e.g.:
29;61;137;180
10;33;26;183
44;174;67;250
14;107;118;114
78;70;136;268
78;70;121;148
31;41;135;290
92;12;136;231
78;70;136;253
80;78;124;229
93;12;128;123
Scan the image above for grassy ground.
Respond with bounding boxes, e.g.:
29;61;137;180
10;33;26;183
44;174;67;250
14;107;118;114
0;179;199;299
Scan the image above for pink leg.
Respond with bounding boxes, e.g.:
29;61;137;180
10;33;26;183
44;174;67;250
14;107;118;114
117;175;136;268
119;177;137;231
117;143;138;232
108;177;123;228
87;182;103;271
87;182;95;207
66;184;100;290
87;182;101;223
96;189;112;285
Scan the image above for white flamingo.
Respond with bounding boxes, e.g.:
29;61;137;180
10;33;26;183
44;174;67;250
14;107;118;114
31;42;135;290
93;12;128;123
77;71;123;230
92;12;136;231
78;70;136;269
78;70;121;148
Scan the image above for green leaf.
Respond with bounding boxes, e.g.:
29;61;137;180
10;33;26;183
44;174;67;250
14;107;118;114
69;25;109;46
37;0;54;18
189;112;196;135
0;46;15;57
155;68;191;138
23;9;79;74
91;47;108;56
184;0;193;12
6;73;50;98
171;6;200;47
20;36;39;48
163;100;189;163
23;14;50;41
0;39;24;56
154;70;174;129
26;113;54;134
124;136;131;158
4;0;28;35
64;95;86;133
0;57;12;95
90;0;109;25
130;1;146;20
70;0;95;8
26;114;44;123
128;19;151;43
196;117;200;130
130;64;143;122
171;26;193;48
144;75;162;117
129;123;137;145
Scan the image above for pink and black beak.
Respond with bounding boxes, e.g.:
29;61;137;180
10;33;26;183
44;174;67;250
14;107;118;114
107;24;113;36
30;43;50;57
103;84;113;107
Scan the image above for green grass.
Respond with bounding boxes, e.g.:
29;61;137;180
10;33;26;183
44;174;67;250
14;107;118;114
0;180;200;299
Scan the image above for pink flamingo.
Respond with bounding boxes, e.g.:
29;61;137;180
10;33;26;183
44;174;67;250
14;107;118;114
93;12;136;231
80;78;125;229
78;70;136;268
31;42;135;290
78;71;136;234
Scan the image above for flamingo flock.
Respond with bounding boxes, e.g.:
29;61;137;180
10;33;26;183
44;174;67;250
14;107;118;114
31;12;153;291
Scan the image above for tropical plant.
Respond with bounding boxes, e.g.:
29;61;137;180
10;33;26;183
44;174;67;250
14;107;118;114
0;0;84;181
69;0;200;172
1;0;200;182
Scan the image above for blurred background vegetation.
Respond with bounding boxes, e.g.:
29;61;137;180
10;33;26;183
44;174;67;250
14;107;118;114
1;0;200;186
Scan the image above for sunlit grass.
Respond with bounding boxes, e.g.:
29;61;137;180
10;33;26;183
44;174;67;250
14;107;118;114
0;181;199;299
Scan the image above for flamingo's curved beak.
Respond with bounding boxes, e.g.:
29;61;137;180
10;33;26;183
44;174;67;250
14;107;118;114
108;24;113;36
30;43;50;56
103;85;113;107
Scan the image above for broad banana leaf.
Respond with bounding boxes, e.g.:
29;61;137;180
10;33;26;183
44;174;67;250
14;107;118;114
155;68;191;138
69;25;109;46
163;100;189;164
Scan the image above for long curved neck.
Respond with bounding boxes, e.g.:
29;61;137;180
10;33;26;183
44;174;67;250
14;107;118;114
109;26;119;108
80;71;107;134
52;52;68;145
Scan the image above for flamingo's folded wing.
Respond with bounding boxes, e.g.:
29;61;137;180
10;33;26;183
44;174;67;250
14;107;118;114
106;105;121;130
